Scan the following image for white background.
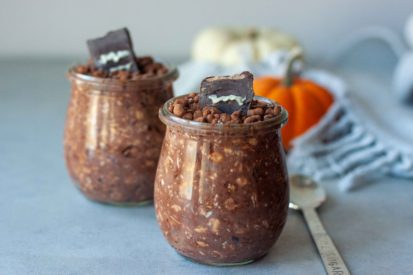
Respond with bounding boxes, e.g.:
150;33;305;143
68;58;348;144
0;0;412;59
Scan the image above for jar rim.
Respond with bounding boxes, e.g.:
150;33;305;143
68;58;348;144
159;94;288;134
67;64;179;89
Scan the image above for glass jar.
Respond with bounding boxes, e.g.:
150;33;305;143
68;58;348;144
154;95;289;265
64;67;178;205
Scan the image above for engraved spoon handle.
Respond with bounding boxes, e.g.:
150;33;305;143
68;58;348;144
302;207;351;275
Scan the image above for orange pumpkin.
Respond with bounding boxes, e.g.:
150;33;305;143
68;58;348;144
254;48;334;149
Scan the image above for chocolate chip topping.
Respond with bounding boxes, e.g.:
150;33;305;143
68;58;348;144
87;28;139;73
199;71;254;115
169;93;281;124
73;56;169;80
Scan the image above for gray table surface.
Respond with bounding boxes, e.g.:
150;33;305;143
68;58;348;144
1;54;412;275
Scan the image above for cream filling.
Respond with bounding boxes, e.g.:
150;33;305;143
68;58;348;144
98;50;130;64
208;95;245;106
109;62;132;72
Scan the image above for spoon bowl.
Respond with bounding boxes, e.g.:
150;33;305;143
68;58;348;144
289;174;326;210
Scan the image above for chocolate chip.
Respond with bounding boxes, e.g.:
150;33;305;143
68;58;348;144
193;110;203;119
74;57;168;80
173;104;185;117
244;115;262;124
247;107;264;116
76;65;89;74
169;95;281;124
144;63;157;74
116;70;130;81
137;56;154;68
231;110;241;120
273;105;282;115
220;113;230;122
202;107;211;117
253;107;264;116
174;98;186;105
168;103;174;113
182;113;193;120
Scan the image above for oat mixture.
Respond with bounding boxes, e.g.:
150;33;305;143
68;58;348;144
64;58;174;204
154;95;289;264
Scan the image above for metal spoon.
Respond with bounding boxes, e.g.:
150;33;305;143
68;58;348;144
289;175;351;275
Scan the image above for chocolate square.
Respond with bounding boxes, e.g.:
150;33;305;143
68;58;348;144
199;71;254;115
87;28;139;73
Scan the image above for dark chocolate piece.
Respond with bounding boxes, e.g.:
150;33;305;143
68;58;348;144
199;71;254;115
87;28;139;73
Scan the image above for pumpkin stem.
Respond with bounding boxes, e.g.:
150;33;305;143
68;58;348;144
282;47;304;87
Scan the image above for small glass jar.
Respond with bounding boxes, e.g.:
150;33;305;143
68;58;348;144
64;67;178;205
154;95;289;265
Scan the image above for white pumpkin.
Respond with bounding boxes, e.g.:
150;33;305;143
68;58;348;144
192;27;301;66
393;13;413;103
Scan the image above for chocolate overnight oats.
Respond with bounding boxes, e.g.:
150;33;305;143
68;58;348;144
154;72;289;265
64;28;178;205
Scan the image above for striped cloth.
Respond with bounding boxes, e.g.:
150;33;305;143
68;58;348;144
289;70;413;190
